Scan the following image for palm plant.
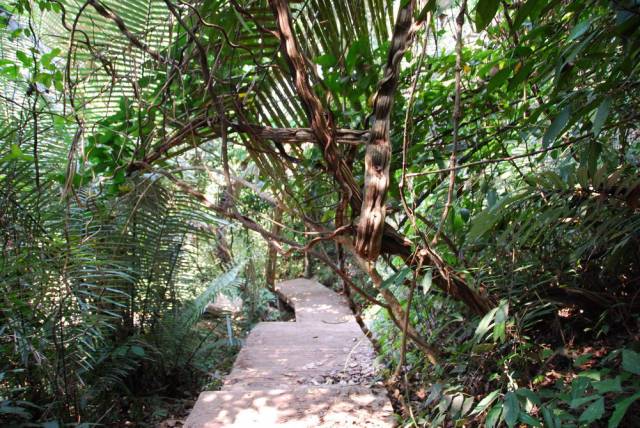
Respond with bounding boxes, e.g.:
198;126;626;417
1;0;639;425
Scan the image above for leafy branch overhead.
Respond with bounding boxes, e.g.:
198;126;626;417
1;0;639;426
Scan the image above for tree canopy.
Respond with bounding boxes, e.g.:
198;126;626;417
1;0;639;425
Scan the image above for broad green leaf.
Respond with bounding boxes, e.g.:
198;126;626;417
493;300;508;342
421;268;433;295
508;61;534;90
16;50;33;67
573;353;593;367
345;39;368;72
381;267;411;290
438;394;453;413
40;48;61;70
487;189;498;208
130;345;145;357
609;393;640;428
470;389;500;415
569;20;590;40
592;98;611;136
315;54;337;68
450;394;465;417
622;349;640;375
543;105;571;147
0;144;33;163
0;405;31;418
494;300;509;324
503;392;520;428
516;388;541;406
519;412;542;427
542;406;560;428
487;67;510;92
485;405;502;428
577;370;601;381
417;0;437;21
593;377;623;394
475;306;499;342
587;142;602;178
425;383;443;406
514;0;542;27
579;397;604;424
475;0;500;31
570;395;599;409
468;209;499;241
462;396;475;416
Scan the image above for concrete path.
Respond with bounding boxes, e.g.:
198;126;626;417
185;278;395;427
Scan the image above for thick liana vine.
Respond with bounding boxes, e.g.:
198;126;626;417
355;0;416;260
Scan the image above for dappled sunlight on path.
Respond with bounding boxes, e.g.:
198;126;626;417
185;278;394;427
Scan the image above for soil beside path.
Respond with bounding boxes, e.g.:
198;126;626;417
185;278;395;427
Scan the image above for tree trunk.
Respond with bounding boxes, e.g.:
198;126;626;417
303;250;314;278
265;207;282;290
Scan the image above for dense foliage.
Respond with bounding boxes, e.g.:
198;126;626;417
1;0;639;426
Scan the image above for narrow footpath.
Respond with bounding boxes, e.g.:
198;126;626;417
185;278;395;427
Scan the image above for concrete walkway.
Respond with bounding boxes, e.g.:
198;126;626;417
185;278;395;427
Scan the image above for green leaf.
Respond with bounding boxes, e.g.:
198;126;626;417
381;267;411;290
493;299;508;342
470;390;500;415
585;141;601;178
570;395;599;409
450;394;465;417
569;20;590;40
130;345;145;357
573;353;592;367
516;388;541;406
485;405;502;428
487;188;498;208
315;54;337;68
503;392;520;428
475;306;499;342
577;370;601;381
0;63;19;79
579;397;604;424
487;67;510;92
1;144;33;163
16;50;33;67
622;349;640;375
0;405;31;418
462;396;475;416
609;393;640;428
542;406;560;428
421;268;433;295
543;105;571;147
508;62;534;90
514;0;542;27
593;377;623;394
519;412;542;427
592;98;611;136
345;39;368;72
417;0;437;21
468;209;500;241
475;0;500;31
40;48;61;70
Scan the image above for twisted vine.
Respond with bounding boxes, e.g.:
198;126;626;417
355;0;417;260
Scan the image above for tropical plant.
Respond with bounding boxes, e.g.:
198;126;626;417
1;0;639;425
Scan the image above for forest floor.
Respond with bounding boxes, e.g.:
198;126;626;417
183;278;395;427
